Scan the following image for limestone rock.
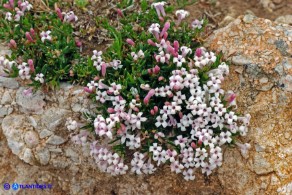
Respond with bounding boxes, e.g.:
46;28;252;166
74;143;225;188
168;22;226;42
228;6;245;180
46;135;66;145
0;76;19;89
41;107;70;132
207;14;292;92
16;87;45;114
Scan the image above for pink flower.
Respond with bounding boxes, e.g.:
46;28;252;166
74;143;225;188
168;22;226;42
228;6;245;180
126;38;135;46
8;39;17;49
147;39;156;46
30;28;35;37
84;87;93;93
101;63;107;77
153;65;160;74
116;9;124;17
27;59;34;73
144;89;155;105
25;32;34;43
56;8;63;20
160;22;170;38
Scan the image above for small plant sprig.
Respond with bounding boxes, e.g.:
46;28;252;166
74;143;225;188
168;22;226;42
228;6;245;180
69;2;251;180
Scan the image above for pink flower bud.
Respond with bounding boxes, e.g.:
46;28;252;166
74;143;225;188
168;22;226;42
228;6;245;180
168;93;173;98
174;40;179;53
25;32;33;42
126;38;135;46
4;3;13;10
148;69;153;75
143;89;155;105
56;8;63;21
160;22;170;38
17;0;21;8
165;101;170;106
101;63;107;77
30;28;35;37
9;0;14;7
8;39;17;49
83;87;92;93
133;107;139;112
93;76;100;81
191;142;196;149
159;17;164;22
163;32;168;40
107;108;115;113
179;112;183;119
158;76;164;81
153;65;160;74
198;140;202;146
28;59;34;73
195;48;202;57
147;39;156;46
150;109;155;115
75;38;82;47
116;9;124;17
154;106;158;113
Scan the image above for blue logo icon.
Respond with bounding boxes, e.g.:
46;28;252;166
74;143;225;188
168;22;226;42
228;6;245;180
12;183;19;190
3;183;10;190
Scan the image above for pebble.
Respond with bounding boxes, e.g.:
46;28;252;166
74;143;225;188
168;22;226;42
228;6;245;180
0;76;19;89
39;129;53;139
1;91;13;104
46;135;66;145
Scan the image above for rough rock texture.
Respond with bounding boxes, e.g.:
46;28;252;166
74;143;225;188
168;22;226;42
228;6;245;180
207;15;292;195
1;15;292;195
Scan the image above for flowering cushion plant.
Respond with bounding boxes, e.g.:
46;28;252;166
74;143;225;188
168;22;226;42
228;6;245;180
68;1;251;180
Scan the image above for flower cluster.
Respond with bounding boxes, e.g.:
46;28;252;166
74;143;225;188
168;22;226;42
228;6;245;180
4;0;32;22
70;4;251;180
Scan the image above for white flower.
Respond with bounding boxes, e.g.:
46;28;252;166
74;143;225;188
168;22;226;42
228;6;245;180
191;19;204;29
108;82;122;95
148;23;160;34
174;135;188;149
40;30;52;42
170;161;184;174
5;12;12;21
130;112;147;129
175;10;189;20
137;50;145;58
63;11;78;22
183;168;195;181
35;73;44;83
173;55;186;67
155;115;168;128
66;118;78;131
18;62;31;80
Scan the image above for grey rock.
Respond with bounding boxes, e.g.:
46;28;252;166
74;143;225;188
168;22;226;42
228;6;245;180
1;91;13;104
7;140;25;155
41;108;70;131
275;15;292;25
39;129;53;139
24;131;39;148
281;75;292;92
51;158;69;169
72;103;82;112
46;135;65;145
16;87;45;114
243;14;255;24
21;148;35;165
65;148;79;162
231;55;253;66
253;153;274;175
274;40;288;56
0;76;19;89
275;64;284;76
36;148;50;165
0;107;8;117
